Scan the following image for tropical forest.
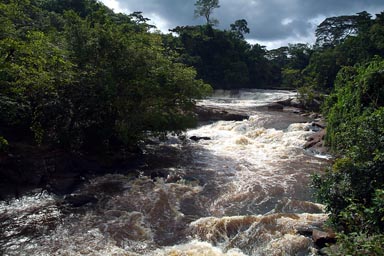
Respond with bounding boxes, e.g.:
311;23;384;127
1;0;384;255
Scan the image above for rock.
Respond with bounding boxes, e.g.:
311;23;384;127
64;194;98;207
305;129;326;149
190;136;211;142
150;170;168;180
166;173;182;183
49;172;84;195
312;121;326;129
276;98;293;106
312;229;336;248
309;113;320;119
266;102;284;110
194;106;248;122
290;98;304;108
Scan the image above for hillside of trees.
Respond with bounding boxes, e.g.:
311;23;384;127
1;0;384;253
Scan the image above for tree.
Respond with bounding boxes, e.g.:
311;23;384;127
230;19;250;39
315;12;374;48
315;15;358;47
0;0;212;153
194;0;220;26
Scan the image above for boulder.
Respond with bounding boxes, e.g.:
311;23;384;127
190;136;211;142
194;106;248;122
312;121;326;129
266;102;284;110
304;129;327;151
63;194;98;207
312;229;336;248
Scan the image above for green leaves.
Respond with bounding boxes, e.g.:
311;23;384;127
194;0;220;26
0;0;212;152
0;135;9;152
314;59;384;249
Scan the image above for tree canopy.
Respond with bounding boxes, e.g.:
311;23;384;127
0;0;211;154
194;0;220;26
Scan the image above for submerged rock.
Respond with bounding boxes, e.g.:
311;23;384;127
190;136;211;142
63;194;98;207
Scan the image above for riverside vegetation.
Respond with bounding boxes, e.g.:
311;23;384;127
1;0;384;254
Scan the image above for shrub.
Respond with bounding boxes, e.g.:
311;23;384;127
0;136;9;152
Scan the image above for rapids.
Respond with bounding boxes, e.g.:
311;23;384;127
0;89;331;256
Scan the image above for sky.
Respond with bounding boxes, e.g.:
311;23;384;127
99;0;384;49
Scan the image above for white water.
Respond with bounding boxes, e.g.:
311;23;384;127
199;89;296;109
0;90;330;255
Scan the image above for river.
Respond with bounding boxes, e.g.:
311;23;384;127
0;89;331;256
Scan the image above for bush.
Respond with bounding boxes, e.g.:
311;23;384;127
329;232;384;256
0;136;9;152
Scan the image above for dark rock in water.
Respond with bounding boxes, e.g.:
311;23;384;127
266;102;284;110
305;129;327;154
165;173;183;183
277;97;322;112
276;98;294;106
150;170;168;180
312;229;336;248
311;121;326;129
194;106;248;122
190;136;211;142
64;194;98;207
48;173;85;195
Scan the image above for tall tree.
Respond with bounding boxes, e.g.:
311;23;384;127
315;15;358;47
194;0;220;26
230;19;250;39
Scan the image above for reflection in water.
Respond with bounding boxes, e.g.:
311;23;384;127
0;90;331;255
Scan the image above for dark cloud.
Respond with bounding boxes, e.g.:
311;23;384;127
100;0;384;48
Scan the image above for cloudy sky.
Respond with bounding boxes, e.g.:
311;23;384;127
100;0;384;49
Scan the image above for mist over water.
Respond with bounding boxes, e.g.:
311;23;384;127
0;90;330;255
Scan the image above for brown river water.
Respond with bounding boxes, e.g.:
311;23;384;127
0;90;331;255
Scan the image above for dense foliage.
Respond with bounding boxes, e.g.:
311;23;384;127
167;25;275;89
0;0;211;153
311;11;384;254
315;59;384;228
